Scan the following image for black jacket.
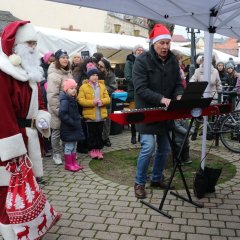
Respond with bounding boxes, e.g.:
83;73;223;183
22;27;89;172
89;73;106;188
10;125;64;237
59;91;85;142
124;54;136;102
133;45;184;134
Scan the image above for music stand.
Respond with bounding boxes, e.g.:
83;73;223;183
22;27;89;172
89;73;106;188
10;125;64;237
141;81;211;219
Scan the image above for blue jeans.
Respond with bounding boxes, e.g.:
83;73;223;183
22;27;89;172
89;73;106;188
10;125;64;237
64;142;77;155
135;133;171;185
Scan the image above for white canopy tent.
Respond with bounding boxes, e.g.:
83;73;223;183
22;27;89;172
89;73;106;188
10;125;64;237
36;26;239;64
47;0;240;40
35;26;149;64
47;0;240;167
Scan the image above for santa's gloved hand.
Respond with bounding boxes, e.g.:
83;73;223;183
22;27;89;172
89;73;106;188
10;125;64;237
37;118;49;129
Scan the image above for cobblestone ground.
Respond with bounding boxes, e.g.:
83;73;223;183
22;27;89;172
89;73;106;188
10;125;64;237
1;129;240;240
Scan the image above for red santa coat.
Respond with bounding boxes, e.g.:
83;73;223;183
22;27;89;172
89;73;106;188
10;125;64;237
0;53;51;224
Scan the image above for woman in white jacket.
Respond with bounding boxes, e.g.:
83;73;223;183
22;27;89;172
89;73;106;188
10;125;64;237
47;49;72;164
190;55;222;101
190;55;222;140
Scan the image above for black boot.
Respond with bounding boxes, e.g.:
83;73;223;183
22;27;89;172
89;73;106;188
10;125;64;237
131;136;137;144
181;147;192;164
191;132;197;141
104;138;112;147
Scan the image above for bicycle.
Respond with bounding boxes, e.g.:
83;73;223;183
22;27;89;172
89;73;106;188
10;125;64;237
194;90;240;153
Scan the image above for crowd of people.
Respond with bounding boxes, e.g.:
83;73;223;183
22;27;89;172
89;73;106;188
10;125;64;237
1;19;240;238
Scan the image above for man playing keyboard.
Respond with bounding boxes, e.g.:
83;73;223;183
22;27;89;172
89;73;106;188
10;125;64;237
132;24;183;199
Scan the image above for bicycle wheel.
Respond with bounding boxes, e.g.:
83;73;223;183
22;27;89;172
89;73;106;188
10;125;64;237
220;110;240;153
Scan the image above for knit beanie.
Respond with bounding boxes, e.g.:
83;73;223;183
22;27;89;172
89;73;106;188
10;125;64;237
92;52;103;65
55;49;68;60
149;24;171;44
43;52;54;64
133;44;144;53
63;79;77;92
225;62;234;69
86;63;99;78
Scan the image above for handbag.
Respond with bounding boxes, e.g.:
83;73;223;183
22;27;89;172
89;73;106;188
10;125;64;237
193;166;222;199
5;155;61;240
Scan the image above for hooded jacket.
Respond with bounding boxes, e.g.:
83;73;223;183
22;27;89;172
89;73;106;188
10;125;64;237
59;91;85;142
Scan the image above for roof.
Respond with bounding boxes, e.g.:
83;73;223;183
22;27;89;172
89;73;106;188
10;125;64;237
0;11;20;33
172;34;189;42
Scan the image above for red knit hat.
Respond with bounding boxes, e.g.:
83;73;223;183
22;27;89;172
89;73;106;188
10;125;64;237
149;24;171;44
1;20;37;56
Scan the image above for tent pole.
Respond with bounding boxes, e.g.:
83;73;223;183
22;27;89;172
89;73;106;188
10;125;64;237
188;28;197;79
201;31;214;169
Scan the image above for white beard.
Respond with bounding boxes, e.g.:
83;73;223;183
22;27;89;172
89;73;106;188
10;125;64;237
14;43;43;83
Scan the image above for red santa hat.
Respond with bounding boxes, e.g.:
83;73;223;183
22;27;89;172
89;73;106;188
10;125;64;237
1;20;37;56
1;21;38;66
149;24;171;44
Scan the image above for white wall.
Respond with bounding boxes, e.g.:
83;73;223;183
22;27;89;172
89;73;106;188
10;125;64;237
0;0;107;32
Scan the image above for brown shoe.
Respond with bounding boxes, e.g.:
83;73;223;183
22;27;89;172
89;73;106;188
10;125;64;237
150;180;175;190
134;183;146;199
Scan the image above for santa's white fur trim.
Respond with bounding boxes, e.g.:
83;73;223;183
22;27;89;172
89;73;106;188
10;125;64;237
9;53;21;66
0;223;15;239
36;110;51;138
0;133;27;161
26;128;43;177
152;34;171;44
0;49;29;82
15;22;37;45
0;167;11;186
27;81;38;119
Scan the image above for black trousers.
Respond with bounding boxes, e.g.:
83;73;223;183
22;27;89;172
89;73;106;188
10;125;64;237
86;121;104;150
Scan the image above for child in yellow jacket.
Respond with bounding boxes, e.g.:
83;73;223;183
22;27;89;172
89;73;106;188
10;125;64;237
77;63;110;159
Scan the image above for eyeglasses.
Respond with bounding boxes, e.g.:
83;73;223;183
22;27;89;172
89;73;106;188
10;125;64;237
26;41;37;46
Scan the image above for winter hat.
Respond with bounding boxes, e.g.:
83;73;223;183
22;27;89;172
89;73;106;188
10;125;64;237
86;62;99;78
92;52;103;65
1;20;36;56
63;79;77;92
149;24;171;44
225;62;235;69
133;44;144;53
43;52;54;64
55;49;69;60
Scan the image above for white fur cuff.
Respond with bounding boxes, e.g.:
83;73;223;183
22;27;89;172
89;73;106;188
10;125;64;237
0;133;27;161
36;110;51;138
0;167;11;186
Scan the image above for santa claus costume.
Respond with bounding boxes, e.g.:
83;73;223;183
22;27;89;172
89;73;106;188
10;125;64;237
0;21;51;239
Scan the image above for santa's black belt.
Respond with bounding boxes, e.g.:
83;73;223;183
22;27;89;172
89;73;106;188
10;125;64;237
17;118;36;128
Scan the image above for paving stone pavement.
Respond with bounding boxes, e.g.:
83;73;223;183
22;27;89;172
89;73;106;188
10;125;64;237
1;129;239;240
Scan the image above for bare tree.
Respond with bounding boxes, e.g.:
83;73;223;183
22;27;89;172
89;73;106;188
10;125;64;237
147;19;175;36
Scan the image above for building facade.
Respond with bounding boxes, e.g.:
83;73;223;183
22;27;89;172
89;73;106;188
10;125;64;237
0;0;148;37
